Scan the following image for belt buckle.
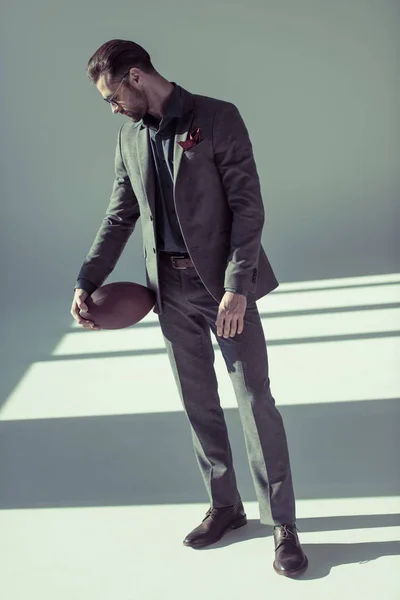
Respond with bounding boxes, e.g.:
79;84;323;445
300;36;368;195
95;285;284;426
171;256;187;270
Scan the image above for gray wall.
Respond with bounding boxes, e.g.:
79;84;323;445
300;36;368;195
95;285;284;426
1;0;398;314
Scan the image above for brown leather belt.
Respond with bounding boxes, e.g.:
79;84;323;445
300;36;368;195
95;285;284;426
160;253;195;269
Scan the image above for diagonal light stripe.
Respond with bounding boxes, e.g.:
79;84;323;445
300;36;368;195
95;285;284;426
56;308;400;357
0;337;399;420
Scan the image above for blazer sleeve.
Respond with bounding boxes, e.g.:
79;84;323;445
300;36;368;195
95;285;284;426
212;102;265;294
75;124;141;292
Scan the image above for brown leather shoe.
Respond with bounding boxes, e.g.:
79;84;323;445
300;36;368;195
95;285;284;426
273;524;308;577
183;501;247;548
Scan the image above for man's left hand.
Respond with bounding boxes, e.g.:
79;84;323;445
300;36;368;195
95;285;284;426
216;291;247;338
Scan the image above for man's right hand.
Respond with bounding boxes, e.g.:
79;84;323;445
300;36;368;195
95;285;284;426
70;288;100;330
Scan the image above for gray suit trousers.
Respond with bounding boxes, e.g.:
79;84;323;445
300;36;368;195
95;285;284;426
157;252;297;526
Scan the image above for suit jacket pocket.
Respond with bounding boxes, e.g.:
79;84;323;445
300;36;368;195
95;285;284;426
184;140;205;160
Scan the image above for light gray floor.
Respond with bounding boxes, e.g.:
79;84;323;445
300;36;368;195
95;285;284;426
1;273;399;599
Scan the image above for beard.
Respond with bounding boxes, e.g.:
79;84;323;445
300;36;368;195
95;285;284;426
122;83;148;121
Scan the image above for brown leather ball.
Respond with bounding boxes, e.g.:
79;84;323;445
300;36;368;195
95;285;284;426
79;281;156;330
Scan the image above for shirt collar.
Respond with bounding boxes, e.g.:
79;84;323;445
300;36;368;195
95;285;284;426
142;81;182;129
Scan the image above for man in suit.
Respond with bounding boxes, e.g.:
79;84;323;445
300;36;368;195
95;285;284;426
71;39;308;577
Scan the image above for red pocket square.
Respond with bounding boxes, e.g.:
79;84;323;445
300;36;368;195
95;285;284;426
178;127;201;151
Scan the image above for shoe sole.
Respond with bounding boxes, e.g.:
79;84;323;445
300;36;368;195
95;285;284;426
183;514;248;548
273;554;308;577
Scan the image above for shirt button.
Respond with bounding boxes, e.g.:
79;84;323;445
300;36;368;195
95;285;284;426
153;248;156;253
150;215;153;221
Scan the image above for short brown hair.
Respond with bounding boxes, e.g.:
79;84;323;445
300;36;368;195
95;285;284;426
86;39;156;84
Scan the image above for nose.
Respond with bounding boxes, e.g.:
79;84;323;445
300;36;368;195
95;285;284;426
111;103;121;114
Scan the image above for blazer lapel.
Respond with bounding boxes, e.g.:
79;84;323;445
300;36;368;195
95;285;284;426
136;126;156;216
173;109;196;187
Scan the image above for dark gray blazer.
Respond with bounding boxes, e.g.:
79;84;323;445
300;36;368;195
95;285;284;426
76;85;279;314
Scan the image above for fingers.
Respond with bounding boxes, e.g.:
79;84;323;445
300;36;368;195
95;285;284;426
224;314;235;337
216;297;247;337
79;315;100;330
236;314;244;335
216;308;225;337
216;310;241;338
70;300;100;330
